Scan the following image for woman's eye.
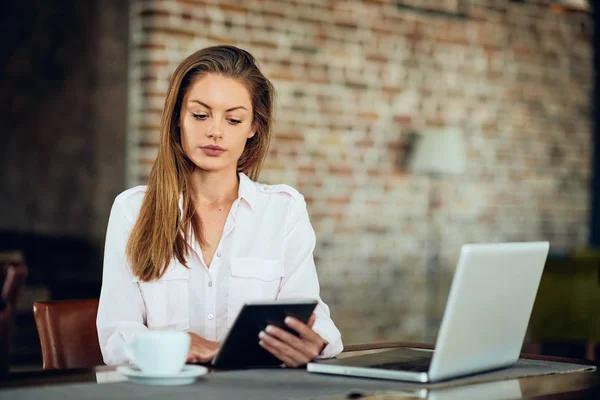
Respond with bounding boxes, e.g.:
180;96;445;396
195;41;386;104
228;119;242;125
192;113;208;120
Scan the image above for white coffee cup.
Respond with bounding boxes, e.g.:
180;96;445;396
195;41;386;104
123;330;190;375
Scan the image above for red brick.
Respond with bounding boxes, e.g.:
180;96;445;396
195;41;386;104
218;3;247;14
358;111;379;120
206;34;236;45
356;138;375;147
298;166;316;175
138;42;166;50
139;59;169;68
276;133;304;143
335;21;358;30
262;9;286;18
393;115;412;125
176;0;209;6
138;123;161;131
141;91;165;99
371;24;397;36
329;166;353;176
269;71;295;81
138;158;156;166
143;27;195;39
140;75;158;82
425;118;446;128
138;140;158;149
307;75;331;84
381;86;404;95
327;197;351;206
249;40;278;49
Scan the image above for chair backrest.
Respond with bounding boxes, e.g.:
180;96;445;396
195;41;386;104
0;260;28;376
33;299;104;370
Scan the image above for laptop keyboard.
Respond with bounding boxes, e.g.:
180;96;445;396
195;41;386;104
368;357;431;372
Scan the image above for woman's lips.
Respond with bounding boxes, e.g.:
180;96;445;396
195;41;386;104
200;146;225;156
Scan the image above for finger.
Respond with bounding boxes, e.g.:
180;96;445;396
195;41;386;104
196;349;218;363
264;325;319;361
259;331;309;365
188;346;217;363
307;313;316;328
259;339;295;366
191;356;202;364
264;325;309;355
284;317;321;343
259;339;301;368
283;318;326;357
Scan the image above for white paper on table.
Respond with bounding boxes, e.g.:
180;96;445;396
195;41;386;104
96;369;127;384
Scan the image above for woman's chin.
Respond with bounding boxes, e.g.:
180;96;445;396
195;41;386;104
190;161;234;174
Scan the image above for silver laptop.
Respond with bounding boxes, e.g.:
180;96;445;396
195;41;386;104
307;242;550;382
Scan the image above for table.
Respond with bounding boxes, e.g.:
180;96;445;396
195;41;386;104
0;342;597;399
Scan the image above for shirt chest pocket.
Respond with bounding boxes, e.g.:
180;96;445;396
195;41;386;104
227;258;284;327
135;264;190;331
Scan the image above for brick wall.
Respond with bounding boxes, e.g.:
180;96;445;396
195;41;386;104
127;0;593;344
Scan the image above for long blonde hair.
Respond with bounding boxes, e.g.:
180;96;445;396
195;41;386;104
127;45;275;281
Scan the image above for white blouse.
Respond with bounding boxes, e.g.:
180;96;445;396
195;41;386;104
96;173;343;365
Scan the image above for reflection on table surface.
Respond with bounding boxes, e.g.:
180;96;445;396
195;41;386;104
320;378;521;399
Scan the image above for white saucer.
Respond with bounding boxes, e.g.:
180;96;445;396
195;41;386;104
116;365;208;386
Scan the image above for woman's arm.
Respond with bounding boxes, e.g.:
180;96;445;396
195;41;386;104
262;194;343;363
96;195;148;365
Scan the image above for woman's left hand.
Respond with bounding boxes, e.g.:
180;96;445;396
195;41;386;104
258;313;326;367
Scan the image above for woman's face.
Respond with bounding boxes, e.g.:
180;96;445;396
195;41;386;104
179;73;255;175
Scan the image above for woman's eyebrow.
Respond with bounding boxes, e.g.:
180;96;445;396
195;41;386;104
189;100;247;112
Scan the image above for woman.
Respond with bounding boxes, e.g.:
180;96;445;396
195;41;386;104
97;45;343;367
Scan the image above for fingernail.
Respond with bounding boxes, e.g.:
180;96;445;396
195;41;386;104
285;317;292;324
259;330;266;339
265;325;274;333
259;340;265;347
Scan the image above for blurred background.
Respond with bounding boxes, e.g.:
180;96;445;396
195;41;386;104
1;0;598;371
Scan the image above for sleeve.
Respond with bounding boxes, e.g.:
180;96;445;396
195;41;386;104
96;195;148;365
276;195;343;359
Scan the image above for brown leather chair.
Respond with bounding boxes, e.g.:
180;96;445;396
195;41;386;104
33;299;104;370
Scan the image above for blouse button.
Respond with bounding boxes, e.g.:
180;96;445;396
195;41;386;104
208;314;214;320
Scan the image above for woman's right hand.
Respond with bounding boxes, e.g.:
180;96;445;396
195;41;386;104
186;332;220;363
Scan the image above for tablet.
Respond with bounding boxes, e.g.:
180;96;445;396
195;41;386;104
211;299;318;369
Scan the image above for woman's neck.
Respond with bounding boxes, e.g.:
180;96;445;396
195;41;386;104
191;168;239;208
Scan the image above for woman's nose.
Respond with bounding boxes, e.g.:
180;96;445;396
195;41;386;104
206;119;224;138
